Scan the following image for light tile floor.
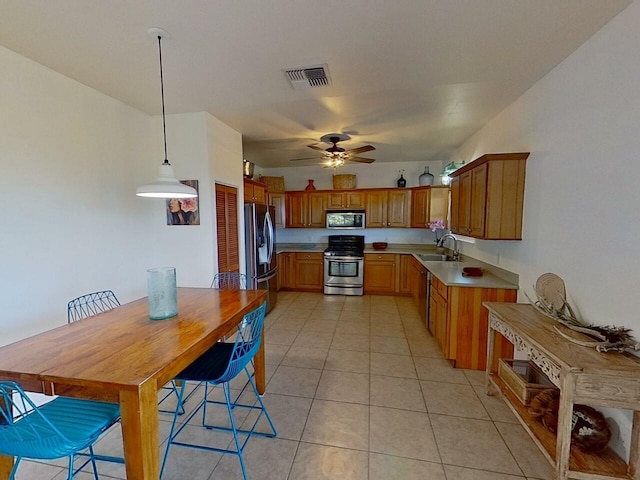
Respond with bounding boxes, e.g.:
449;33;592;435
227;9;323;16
17;292;554;480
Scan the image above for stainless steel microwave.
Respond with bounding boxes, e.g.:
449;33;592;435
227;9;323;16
326;210;366;229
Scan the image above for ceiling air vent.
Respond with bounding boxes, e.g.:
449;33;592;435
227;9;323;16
284;64;331;90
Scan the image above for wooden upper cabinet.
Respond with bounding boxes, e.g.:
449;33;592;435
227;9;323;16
449;176;460;233
365;189;410;228
365;190;387;227
410;186;450;228
285;192;326;228
307;192;326;227
455;171;472;235
244;179;267;204
450;153;528;240
285;192;305;228
469;163;488;237
387;190;411;227
268;192;286;229
327;191;366;210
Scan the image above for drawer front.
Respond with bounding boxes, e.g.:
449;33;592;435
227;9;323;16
297;252;324;261
435;277;448;299
365;253;395;263
574;374;640;406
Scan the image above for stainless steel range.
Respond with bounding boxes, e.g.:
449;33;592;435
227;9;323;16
323;235;365;296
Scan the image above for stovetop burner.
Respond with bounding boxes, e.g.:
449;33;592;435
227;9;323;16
325;235;365;257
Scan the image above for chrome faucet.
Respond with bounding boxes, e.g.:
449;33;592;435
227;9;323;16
437;233;460;261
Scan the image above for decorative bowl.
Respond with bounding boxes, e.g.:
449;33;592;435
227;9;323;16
372;242;388;250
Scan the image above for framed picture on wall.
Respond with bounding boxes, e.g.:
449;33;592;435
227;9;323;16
166;180;200;225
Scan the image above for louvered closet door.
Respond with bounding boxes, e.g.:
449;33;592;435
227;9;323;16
215;184;240;273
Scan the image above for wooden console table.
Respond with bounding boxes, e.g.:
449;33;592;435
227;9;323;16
484;302;640;480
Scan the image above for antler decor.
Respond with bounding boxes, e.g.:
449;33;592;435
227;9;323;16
524;273;639;353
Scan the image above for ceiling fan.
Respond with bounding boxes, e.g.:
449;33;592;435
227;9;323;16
290;133;376;167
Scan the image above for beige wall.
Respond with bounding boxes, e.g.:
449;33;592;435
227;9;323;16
0;47;243;346
454;1;640;458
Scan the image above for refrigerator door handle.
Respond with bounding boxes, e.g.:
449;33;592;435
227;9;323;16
257;269;278;282
265;210;275;264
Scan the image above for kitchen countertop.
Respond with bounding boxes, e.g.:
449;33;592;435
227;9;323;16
415;258;518;290
275;243;519;290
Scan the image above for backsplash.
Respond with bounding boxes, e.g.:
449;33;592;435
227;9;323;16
276;227;439;246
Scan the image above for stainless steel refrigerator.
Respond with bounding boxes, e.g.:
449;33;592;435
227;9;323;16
244;203;277;313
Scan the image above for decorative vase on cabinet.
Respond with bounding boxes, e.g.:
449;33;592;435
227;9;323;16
419;166;434;186
305;179;316;191
397;170;406;188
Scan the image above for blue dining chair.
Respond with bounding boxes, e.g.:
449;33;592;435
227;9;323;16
0;381;121;480
211;272;247;289
67;290;120;323
67;290;184;415
160;302;276;480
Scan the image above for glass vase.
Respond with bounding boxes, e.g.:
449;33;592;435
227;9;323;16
419;166;435;186
147;267;178;320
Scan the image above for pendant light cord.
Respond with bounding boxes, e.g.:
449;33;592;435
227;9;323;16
157;35;169;165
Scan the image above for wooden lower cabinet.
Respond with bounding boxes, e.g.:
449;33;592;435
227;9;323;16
363;253;398;294
398;255;413;295
428;274;516;370
278;252;295;290
278;252;323;292
410;257;428;322
295;253;324;291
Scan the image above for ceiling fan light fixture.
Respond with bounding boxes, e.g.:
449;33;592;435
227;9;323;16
136;27;197;199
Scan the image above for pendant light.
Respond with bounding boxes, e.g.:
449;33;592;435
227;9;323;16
136;27;197;199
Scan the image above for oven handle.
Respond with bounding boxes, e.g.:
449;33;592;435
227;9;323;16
324;256;364;261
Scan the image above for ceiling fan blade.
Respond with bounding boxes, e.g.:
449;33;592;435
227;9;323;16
346;145;375;155
350;158;375;163
308;144;326;152
290;156;323;162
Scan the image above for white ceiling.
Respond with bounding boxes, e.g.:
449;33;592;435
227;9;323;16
0;0;631;168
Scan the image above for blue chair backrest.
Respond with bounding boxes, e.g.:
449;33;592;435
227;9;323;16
217;302;267;383
67;290;120;323
211;272;247;290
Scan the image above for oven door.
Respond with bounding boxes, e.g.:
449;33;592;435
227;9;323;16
324;255;364;295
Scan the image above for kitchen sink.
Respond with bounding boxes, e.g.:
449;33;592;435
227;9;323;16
416;253;452;261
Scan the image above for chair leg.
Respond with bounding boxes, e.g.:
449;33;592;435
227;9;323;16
244;367;277;438
88;446;100;480
158;381;186;415
9;457;21;480
67;455;74;480
160;381;189;479
223;382;249;480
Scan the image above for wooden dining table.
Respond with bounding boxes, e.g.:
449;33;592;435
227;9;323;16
0;287;267;480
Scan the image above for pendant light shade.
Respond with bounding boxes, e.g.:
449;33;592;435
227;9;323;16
136;28;197;199
136;163;197;198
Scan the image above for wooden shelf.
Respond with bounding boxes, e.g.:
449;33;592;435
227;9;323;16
489;373;630;479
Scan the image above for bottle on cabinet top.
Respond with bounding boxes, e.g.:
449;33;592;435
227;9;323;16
419;166;434;186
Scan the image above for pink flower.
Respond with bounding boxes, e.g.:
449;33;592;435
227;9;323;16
428;220;445;231
179;198;198;213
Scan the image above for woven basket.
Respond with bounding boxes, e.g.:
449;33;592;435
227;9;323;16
258;176;285;192
498;359;557;406
333;174;356;190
